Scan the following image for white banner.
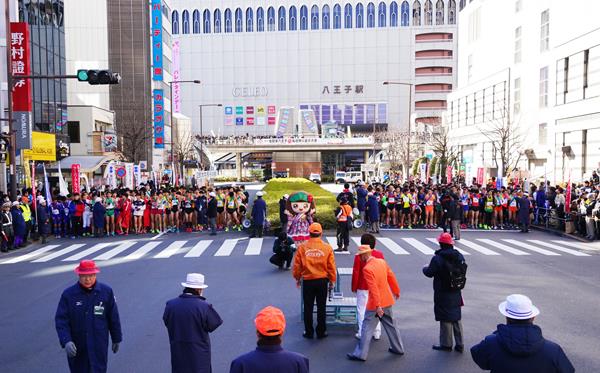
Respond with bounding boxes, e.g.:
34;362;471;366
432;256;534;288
133;164;142;187
125;163;134;189
172;40;181;113
420;163;427;182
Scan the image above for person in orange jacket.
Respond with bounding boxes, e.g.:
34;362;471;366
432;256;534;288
351;233;385;340
347;245;404;362
292;222;336;339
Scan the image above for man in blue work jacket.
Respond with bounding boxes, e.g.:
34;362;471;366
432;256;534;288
55;260;122;373
250;191;267;238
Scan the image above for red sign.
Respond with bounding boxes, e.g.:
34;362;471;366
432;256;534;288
268;106;276;115
565;172;572;213
246;106;254;114
10;22;32;111
476;167;484;185
71;164;80;194
268;117;276;125
246;117;254;125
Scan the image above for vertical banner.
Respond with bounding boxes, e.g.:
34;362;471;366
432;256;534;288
151;0;163;81
31;161;36;210
420;163;427;182
153;89;165;148
124;163;134;189
172;40;180;113
276;107;293;137
565;171;572;214
43;164;52;204
446;166;453;184
10;22;32;150
71;164;80;194
476;167;484;185
57;161;69;196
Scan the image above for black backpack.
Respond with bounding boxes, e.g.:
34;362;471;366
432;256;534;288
443;252;468;290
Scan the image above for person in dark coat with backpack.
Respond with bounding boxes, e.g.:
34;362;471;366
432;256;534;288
471;294;574;373
422;232;465;353
163;273;223;373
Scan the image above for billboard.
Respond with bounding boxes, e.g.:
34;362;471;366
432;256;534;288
10;22;32;150
153;89;165;148
151;0;163;81
22;131;56;161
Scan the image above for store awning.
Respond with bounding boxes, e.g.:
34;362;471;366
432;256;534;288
49;155;118;173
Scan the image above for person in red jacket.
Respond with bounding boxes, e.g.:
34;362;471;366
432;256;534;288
347;245;404;362
351;233;385;340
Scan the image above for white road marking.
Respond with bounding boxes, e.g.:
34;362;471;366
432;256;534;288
402;238;435;255
244;238;263;256
94;242;137;260
530;240;590;256
376;237;410;255
184;240;213;257
150;231;166;240
477;239;530;255
154;241;187;258
2;245;59;264
326;236;338;249
32;244;86;263
124;242;161;260
458;239;501;255
426;238;470;255
62;243;113;261
503;239;560;256
214;239;239;256
550;240;599;252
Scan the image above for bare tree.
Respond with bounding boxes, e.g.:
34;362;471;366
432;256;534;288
118;109;152;163
428;126;458;183
477;104;524;177
375;130;409;174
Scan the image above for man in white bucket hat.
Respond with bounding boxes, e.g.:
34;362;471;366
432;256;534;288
163;273;223;373
471;294;574;373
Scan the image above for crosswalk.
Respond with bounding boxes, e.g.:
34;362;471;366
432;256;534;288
0;235;594;265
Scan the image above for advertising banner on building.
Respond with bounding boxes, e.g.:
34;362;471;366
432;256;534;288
22;131;56;161
257;106;265;115
246;117;254;125
71;164;80;194
256;117;265;126
236;106;243;115
151;0;163;81
276;107;293;137
172;40;180;112
235;117;243;126
10;22;32;150
103;133;117;152
268;106;276;115
153;89;165;148
246;106;254;115
299;109;318;135
268;117;276;125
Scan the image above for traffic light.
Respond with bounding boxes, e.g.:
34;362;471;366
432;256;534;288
77;69;121;85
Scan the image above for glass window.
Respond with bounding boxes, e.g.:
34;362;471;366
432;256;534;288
355;104;365;124
182;10;190;34
278;6;286;30
538;123;547;145
514;26;522;63
171;10;179;34
539;66;548;108
246;8;253;32
203;9;211;33
289;6;297;30
310;105;321;124
390;1;398;27
67;121;80;143
235;8;243;32
311;5;319;30
377;104;387;123
193;10;200;33
224;9;232;33
436;0;444;25
333;105;343;123
322;5;330;29
367;3;375;28
334;4;342;29
267;7;275;31
257;8;264;32
356;3;364;28
448;0;456;24
413;1;421;26
214;9;221;33
300;6;308;30
401;1;409;26
366;104;376;124
344;105;353;124
344;4;352;28
514;77;521;114
378;2;386;27
540;9;549;52
322;105;331;123
424;0;432;25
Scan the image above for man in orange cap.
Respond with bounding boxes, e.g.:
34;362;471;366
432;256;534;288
229;306;309;372
292;222;337;339
55;260;122;373
347;244;404;361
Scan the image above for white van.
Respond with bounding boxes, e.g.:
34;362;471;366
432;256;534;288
335;171;362;184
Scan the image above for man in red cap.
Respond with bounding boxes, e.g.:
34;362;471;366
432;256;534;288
292;222;337;339
229;306;309;372
422;232;467;353
55;260;122;373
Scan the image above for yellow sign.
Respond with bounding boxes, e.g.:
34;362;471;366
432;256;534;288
22;131;56;161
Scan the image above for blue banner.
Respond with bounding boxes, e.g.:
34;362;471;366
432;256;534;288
153;89;165;148
151;0;163;81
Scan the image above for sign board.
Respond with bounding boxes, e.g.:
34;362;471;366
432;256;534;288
275;107;293;137
10;22;32;150
103;133;117;152
153;89;165;148
116;166;126;178
22;131;56;161
139;160;147;170
360;164;376;172
71;164;80;194
172;40;181;112
151;0;163;80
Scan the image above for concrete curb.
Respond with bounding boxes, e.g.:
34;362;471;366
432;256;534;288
530;225;593;243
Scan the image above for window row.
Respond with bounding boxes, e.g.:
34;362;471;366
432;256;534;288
299;103;387;125
172;1;456;35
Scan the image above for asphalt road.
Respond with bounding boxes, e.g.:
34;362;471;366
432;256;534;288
1;227;599;373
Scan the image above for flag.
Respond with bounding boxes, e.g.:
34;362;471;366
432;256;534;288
31;161;37;210
57;161;69;196
565;171;572;213
43;163;52;204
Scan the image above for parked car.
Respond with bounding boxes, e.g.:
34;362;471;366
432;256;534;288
335;171;362;184
335;171;346;184
309;173;321;184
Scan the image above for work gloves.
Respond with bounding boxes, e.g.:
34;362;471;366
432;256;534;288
65;341;77;358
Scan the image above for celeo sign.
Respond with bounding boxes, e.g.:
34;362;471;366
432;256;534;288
232;86;268;97
10;22;32;150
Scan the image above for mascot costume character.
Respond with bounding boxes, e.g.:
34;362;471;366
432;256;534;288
285;191;316;244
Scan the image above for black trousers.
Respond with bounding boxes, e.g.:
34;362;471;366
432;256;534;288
336;222;349;249
303;278;328;336
251;223;263;238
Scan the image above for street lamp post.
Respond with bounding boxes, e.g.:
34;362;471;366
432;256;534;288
198;104;222;170
169;79;200;166
383;81;413;180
